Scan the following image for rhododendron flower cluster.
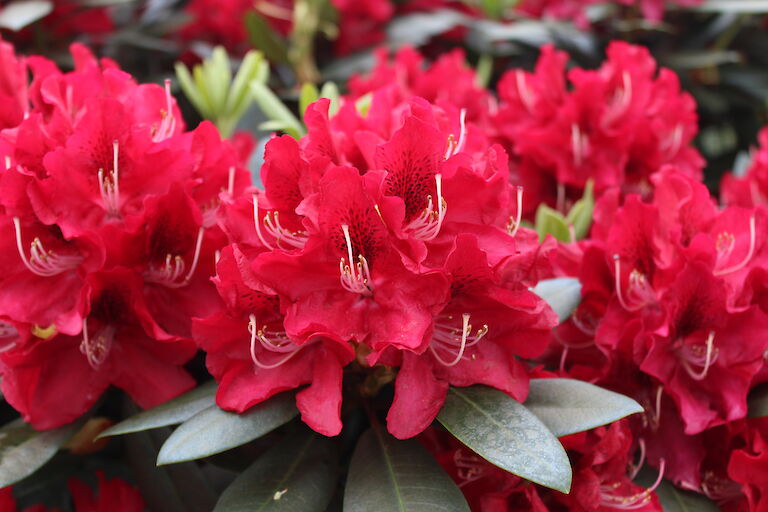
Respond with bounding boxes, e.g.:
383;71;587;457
0;40;252;429
194;88;558;438
494;41;704;216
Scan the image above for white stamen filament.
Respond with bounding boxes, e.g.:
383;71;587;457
405;174;447;241
714;215;756;276
515;70;535;113
227;166;236;197
507;186;524;237
628;439;646;481
152;79;177;142
0;321;18;353
98;140;121;217
613;255;656;311
339;224;373;296
248;314;302;369
603;71;633;127
145;227;205;288
680;331;718;381
252;195;308;250
13;217;82;276
80;319;114;369
3;156;10;171
661;124;684;159
571;124;589;167
443;109;467;160
599;459;665;510
430;313;488;367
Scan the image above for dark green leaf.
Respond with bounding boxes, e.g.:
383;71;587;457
157;392;298;465
213;429;337;512
99;381;217;439
748;383;768;417
437;386;572;493
525;379;643;437
532;277;582;323
344;426;470;512
244;11;289;64
0;419;80;487
691;0;768;13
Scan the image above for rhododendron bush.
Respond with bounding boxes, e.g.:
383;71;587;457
0;1;768;511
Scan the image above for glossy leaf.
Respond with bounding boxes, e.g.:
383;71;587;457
691;0;768;12
525;379;643;437
213;429;337;512
437;386;572;493
157;392;298;465
98;381;217;439
532;277;582;323
344;426;470;512
0;418;80;487
0;0;52;30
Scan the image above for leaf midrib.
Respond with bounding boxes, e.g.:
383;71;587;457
373;424;407;512
254;434;316;512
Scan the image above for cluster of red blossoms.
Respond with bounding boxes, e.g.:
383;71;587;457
0;39;253;429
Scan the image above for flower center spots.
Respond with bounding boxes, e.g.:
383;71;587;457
247;314;303;370
145;226;204;288
403;174;447;241
430;313;488;367
12;217;83;277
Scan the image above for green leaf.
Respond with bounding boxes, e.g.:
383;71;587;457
532;277;582;323
175;62;207;117
0;0;52;31
437;386;572;493
300;83;320;120
225;50;265;127
344;426;470;512
251;82;306;138
748;383;768;417
0;418;80;487
319;82;341;117
244;11;290;64
205;47;232;114
535;204;570;242
156;392;298;465
213;429;337;512
565;180;594;241
690;0;768;12
525;379;643;437
98;381;217;439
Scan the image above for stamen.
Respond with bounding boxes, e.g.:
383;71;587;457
612;255;655;311
627;439;646;480
13;217;82;276
252;195;307;250
443;110;467;160
571;124;589;167
603;71;633;127
599;459;665;510
680;331;718;381
515;70;535;113
430;313;488;367
404;174;447;241
714;215;756;276
80;319;114;369
152;79;177;142
507;186;524;237
227;166;236;197
247;314;302;370
453;449;487;487
661;124;684;159
3;156;10;171
0;321;18;353
339;224;372;296
145;227;205;288
98;140;121;217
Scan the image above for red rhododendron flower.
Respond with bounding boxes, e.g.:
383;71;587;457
0;44;252;429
